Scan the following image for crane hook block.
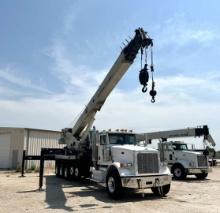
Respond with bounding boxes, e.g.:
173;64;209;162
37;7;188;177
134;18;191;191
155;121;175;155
149;81;157;103
139;64;149;93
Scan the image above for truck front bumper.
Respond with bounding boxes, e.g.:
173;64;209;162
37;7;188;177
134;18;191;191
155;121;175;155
121;174;172;189
187;167;211;174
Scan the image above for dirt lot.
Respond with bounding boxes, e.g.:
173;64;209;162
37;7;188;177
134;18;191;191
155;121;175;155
0;167;220;213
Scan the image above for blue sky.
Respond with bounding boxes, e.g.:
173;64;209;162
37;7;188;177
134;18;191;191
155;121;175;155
0;1;220;149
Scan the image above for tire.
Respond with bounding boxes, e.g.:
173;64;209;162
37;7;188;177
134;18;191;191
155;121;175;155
74;166;81;180
106;168;123;199
69;165;75;179
151;184;171;196
59;163;64;177
195;172;208;180
55;163;60;177
172;164;186;180
64;166;70;180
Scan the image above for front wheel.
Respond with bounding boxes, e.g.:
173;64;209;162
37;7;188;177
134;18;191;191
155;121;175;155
64;166;70;179
106;169;123;199
195;172;208;179
172;165;186;180
151;184;171;196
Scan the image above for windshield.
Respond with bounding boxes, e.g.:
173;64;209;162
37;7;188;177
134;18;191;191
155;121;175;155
172;143;188;150
109;133;136;145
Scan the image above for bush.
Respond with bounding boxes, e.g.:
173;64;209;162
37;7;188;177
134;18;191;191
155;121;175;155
15;166;21;172
26;164;36;173
34;167;40;173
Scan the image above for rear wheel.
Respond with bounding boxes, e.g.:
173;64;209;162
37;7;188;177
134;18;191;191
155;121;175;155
172;164;186;180
64;166;69;179
74;166;81;180
106;168;123;199
151;184;171;196
69;166;75;179
195;172;208;179
55;162;60;177
59;163;64;177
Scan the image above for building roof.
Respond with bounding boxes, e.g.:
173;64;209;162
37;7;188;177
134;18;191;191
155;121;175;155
0;127;61;133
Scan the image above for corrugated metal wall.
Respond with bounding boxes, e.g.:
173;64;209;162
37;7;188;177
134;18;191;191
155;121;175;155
0;127;65;170
25;129;65;169
0;128;25;169
10;129;25;169
0;133;11;168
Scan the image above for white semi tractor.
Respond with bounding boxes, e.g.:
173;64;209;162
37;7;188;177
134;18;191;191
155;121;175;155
55;28;172;199
138;125;215;180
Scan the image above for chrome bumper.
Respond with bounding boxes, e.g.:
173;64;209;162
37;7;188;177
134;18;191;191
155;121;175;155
121;174;172;189
187;168;210;174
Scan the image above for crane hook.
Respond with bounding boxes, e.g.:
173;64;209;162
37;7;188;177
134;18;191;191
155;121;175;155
139;64;149;93
149;81;157;103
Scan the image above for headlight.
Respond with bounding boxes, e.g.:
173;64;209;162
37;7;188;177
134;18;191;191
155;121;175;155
189;161;195;167
120;163;133;168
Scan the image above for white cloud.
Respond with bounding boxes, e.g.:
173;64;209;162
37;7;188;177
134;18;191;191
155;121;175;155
46;37;109;103
0;66;52;94
0;57;219;148
154;13;220;49
156;74;220;104
0;83;219;149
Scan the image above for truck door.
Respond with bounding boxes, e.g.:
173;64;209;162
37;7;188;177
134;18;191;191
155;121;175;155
98;134;111;163
163;143;176;164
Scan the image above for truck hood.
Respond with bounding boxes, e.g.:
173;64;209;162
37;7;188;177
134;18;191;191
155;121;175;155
111;144;158;153
182;150;203;155
111;145;158;164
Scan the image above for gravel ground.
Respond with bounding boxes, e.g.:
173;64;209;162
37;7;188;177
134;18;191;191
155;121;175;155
0;167;220;213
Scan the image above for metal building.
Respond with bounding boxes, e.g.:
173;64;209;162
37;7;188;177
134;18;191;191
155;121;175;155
0;127;64;170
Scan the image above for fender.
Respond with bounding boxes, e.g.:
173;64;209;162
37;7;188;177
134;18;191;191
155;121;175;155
107;162;135;178
106;164;121;181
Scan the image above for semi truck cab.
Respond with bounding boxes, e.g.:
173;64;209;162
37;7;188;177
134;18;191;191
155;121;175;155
90;130;171;198
159;141;210;180
138;125;215;180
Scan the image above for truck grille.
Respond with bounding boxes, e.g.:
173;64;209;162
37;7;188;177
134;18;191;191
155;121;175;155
137;153;159;174
197;155;208;167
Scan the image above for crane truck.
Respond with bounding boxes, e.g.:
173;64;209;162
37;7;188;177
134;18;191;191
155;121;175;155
137;125;215;180
54;28;172;199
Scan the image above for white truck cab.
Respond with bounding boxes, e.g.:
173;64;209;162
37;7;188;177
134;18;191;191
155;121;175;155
159;141;210;180
138;125;215;180
91;130;171;199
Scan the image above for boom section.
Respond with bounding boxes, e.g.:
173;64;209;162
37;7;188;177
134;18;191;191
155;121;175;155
138;125;215;146
71;28;153;140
